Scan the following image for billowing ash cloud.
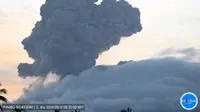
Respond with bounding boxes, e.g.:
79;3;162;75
16;58;200;112
17;0;142;78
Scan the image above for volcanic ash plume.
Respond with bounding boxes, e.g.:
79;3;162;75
17;0;142;78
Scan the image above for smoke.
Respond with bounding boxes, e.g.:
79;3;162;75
17;0;142;78
16;57;200;112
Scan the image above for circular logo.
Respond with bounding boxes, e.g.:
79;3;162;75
180;92;198;110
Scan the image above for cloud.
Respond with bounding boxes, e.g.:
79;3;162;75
159;47;200;62
0;10;7;17
15;57;200;112
0;9;11;24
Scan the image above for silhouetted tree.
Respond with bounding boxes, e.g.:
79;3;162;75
75;110;80;112
71;110;80;112
0;83;8;112
13;108;26;112
127;107;132;112
54;109;60;112
120;109;127;112
120;107;132;112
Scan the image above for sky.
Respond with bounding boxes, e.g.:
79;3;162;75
0;0;200;101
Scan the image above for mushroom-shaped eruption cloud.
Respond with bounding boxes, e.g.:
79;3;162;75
18;0;142;78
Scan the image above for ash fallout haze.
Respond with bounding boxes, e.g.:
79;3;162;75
0;0;200;112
